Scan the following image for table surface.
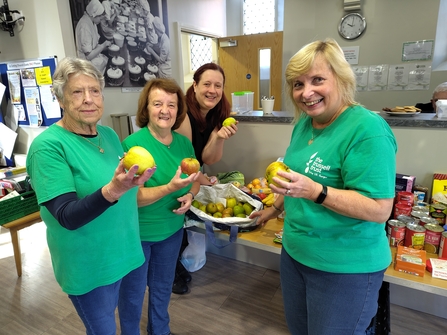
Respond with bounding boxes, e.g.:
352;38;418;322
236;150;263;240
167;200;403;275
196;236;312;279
205;219;447;297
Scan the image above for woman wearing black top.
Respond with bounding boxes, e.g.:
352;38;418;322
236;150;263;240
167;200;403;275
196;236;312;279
174;63;237;293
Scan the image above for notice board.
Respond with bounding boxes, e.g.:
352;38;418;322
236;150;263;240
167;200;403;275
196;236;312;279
0;56;61;127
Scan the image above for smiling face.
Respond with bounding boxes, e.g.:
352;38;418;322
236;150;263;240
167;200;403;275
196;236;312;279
193;69;224;114
59;73;103;133
292;55;346;125
147;88;178;131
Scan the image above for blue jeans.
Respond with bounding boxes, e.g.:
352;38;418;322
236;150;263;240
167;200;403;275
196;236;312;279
68;280;122;335
280;247;385;335
119;228;183;335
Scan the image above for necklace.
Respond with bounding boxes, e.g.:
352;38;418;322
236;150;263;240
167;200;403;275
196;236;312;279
148;125;172;149
79;133;104;153
308;127;326;145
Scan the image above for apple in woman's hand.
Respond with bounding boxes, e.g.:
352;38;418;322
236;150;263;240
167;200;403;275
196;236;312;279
181;157;200;175
123;146;156;175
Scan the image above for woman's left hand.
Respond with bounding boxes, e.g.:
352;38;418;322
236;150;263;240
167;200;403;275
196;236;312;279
218;122;238;140
270;168;319;200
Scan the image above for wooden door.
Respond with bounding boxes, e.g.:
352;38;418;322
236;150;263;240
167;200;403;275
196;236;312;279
218;32;283;111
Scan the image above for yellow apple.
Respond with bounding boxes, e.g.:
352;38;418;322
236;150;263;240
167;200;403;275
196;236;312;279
206;202;218;214
216;202;225;213
222;117;237;127
265;161;291;187
242;203;254;215
123;146;156;175
226;197;237;209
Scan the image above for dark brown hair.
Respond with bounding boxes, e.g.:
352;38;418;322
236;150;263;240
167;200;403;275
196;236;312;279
136;78;187;130
185;63;231;132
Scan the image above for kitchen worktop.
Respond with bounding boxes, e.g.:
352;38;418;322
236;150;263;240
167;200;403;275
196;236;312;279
234;110;447;128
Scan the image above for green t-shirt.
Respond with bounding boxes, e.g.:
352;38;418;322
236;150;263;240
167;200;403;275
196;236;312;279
282;106;397;273
122;127;196;242
26;124;144;295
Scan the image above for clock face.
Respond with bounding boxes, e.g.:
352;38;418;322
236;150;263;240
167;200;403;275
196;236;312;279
338;13;366;40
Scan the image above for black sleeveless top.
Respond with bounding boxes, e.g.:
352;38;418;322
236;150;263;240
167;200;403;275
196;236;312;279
188;111;214;166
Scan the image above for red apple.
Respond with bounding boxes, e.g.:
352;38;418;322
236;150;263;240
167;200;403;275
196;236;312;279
181;157;200;175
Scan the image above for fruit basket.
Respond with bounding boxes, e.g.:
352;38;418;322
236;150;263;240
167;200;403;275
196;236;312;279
0;180;39;225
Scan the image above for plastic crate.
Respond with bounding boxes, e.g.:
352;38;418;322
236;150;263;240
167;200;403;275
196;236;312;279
0;178;39;225
231;91;254;113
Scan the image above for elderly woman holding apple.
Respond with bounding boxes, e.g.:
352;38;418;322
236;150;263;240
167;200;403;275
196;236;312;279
250;39;397;335
120;78;201;335
26;57;156;334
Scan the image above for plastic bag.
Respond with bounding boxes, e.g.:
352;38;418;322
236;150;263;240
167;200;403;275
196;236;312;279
180;229;206;272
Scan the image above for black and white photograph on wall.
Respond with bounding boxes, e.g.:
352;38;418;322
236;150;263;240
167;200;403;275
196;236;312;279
69;0;170;88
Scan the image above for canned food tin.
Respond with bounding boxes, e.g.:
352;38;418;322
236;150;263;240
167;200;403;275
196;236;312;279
397;191;414;206
386;219;406;247
404;224;426;250
394;202;412;219
397;215;416;226
424;224;444;254
430;203;447;225
412;205;429;214
439;232;447;259
410;210;426;224
420;216;439;227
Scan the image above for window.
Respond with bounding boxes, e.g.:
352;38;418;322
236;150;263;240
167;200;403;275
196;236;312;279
190;34;213;71
243;0;276;35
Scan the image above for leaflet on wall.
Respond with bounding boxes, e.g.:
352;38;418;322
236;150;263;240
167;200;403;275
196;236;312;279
406;63;431;90
342;46;359;65
39;85;61;119
24;87;42;127
367;64;389;91
352;66;368;91
402;40;434;62
0;122;17;161
20;68;37;87
387;64;410;91
15;104;26;121
6;71;21;103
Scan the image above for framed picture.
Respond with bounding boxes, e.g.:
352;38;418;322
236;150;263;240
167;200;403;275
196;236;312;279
69;0;170;88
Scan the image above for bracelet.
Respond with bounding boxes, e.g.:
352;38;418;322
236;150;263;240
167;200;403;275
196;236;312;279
314;184;327;204
272;203;282;212
187;191;195;199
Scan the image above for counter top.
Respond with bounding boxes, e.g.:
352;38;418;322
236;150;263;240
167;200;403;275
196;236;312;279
234;110;447;128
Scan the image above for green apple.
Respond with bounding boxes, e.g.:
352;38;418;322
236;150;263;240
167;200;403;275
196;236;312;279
226;197;237;209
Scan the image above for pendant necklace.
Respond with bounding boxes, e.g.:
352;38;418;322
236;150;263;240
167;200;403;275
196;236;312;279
79;133;104;154
148;125;172;149
308;127;325;145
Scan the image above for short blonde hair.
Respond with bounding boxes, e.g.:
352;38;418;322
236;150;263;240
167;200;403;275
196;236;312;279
285;38;357;119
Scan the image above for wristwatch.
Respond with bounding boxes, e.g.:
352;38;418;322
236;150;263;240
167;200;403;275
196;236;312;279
314;185;328;204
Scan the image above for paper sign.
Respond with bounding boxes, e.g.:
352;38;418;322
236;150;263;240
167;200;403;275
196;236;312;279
35;66;53;86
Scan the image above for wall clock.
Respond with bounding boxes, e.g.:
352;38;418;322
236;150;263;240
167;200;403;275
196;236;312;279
338;12;366;40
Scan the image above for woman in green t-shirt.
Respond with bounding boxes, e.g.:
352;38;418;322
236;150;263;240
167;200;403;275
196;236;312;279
250;38;397;335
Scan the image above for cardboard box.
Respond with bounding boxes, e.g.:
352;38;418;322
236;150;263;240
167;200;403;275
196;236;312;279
431;173;447;205
395;173;416;194
429;258;447;280
394;245;426;277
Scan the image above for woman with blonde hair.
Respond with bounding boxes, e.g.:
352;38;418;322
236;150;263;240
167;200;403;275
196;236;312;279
250;38;397;335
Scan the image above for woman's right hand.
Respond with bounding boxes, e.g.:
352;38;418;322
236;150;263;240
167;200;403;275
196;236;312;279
249;206;279;226
167;166;199;191
104;160;157;202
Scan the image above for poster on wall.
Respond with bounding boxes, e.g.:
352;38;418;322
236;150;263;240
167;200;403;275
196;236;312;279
69;0;170;88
